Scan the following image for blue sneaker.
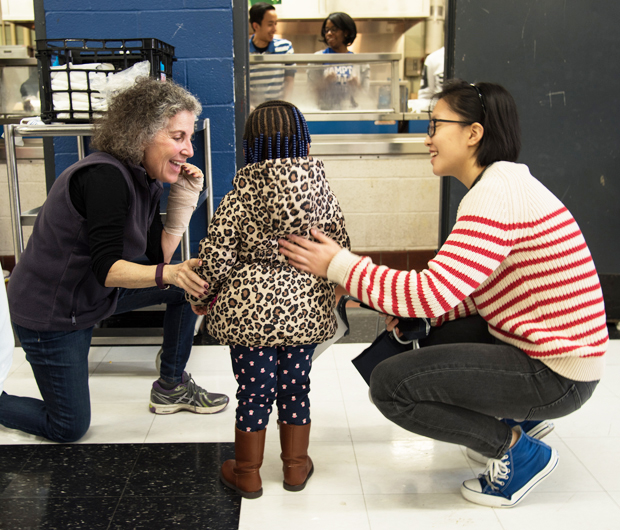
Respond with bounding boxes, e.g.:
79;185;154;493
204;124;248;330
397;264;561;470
503;419;554;440
461;428;559;508
466;419;554;464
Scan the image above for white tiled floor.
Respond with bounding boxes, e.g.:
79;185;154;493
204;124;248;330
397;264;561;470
2;340;620;530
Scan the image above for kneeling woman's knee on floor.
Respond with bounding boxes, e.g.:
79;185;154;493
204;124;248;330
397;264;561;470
47;414;90;443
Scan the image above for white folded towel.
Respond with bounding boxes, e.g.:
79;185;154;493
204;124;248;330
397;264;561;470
50;63;115;115
52;92;107;111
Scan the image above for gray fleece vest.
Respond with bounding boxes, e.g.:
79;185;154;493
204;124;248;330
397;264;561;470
8;152;163;331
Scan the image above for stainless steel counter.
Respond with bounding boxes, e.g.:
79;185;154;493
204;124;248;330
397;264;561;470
305;112;428;122
311;133;427;156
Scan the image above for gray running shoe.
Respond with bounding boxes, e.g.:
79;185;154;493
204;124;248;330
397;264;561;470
149;372;229;415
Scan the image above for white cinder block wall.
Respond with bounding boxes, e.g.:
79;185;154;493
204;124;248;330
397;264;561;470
321;156;440;252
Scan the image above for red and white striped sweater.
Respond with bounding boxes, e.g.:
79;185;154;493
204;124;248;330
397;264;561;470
327;162;607;382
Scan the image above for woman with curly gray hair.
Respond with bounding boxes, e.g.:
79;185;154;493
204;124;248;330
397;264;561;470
4;78;229;443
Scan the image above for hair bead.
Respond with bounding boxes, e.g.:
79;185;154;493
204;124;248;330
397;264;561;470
253;137;260;164
243;138;249;166
258;133;264;163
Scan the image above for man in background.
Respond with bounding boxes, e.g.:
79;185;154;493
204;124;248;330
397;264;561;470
409;46;444;113
248;2;295;110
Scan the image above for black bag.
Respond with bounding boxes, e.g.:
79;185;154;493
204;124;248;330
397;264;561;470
351;330;413;385
343;296;431;386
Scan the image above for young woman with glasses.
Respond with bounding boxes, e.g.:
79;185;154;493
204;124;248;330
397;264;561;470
278;78;607;508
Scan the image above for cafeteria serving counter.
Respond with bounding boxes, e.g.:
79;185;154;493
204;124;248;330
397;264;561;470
310;132;427;156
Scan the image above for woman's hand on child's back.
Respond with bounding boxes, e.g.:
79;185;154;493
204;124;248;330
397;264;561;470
278;229;342;278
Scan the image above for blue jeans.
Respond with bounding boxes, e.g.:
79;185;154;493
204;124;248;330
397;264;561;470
370;316;599;459
0;285;196;442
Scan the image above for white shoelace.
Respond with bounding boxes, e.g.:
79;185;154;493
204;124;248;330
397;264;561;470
483;455;511;489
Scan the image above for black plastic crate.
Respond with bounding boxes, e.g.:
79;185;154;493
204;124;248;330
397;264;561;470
36;38;175;123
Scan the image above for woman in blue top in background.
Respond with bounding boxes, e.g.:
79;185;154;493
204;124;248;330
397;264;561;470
310;12;369;110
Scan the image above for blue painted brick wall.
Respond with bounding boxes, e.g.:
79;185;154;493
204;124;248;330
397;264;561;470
43;0;236;254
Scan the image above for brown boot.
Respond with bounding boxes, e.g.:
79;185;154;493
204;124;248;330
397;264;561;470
279;421;314;491
220;427;266;499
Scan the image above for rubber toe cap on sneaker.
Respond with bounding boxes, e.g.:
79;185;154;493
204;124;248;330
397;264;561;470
461;477;484;494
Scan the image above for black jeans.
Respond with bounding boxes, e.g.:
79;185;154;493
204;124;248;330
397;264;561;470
369;316;598;458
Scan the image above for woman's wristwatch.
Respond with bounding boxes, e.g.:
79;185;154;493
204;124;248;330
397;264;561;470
155;262;170;290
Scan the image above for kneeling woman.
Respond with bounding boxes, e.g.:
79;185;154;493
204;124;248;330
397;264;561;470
278;79;607;508
2;78;228;443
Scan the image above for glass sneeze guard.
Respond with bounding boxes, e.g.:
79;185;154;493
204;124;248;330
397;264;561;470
249;53;404;120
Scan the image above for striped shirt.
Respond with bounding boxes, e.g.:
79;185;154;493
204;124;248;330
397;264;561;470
249;36;294;107
327;161;607;382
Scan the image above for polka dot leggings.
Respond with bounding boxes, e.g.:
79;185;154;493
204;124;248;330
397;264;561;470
230;344;315;432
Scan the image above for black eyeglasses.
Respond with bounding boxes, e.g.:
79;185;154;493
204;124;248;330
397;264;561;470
427;118;473;137
470;83;486;115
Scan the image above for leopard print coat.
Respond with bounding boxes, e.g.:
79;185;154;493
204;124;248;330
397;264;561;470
188;157;350;347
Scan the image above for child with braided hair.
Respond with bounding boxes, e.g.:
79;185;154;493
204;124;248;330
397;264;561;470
188;100;350;498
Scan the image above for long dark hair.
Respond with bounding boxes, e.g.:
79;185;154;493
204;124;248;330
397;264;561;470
434;79;521;166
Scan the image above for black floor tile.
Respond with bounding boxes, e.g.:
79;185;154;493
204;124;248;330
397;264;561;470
1;444;141;498
124;443;235;497
110;495;241;530
0;497;118;530
0;444;38;495
0;443;241;530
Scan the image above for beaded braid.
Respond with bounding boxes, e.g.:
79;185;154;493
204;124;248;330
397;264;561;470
301;115;310;157
243;100;312;166
291;106;310;158
257;133;264;163
253;137;260;164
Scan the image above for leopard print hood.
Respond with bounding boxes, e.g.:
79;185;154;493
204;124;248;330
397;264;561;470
190;156;351;348
234;157;330;237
